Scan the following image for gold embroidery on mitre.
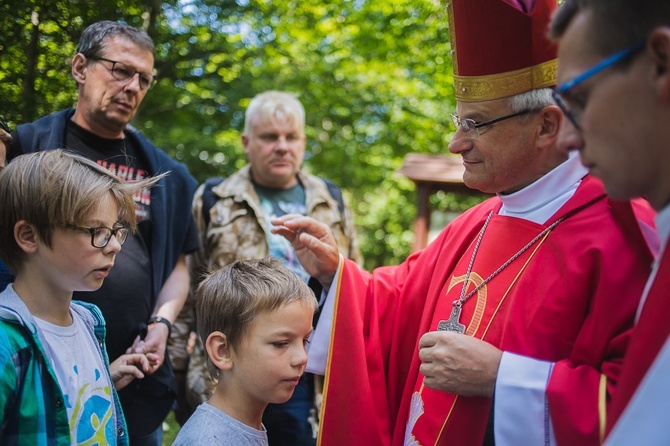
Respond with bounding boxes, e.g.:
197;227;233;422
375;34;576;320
454;59;557;102
533;59;558;89
445;2;459;75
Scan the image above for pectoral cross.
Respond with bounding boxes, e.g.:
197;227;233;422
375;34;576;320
437;304;465;334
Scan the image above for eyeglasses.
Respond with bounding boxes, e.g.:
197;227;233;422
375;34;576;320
0;116;12;146
0;117;10;134
65;224;130;248
553;41;645;129
89;56;157;90
0;117;7;173
451;109;533;138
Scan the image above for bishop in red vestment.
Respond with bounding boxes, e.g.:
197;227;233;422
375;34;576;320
272;0;658;444
311;178;654;446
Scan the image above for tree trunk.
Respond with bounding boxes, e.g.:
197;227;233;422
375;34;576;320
21;10;40;122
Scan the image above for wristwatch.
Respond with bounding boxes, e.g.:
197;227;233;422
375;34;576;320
147;316;172;337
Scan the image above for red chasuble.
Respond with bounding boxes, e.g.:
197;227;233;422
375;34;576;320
606;245;670;436
317;176;655;446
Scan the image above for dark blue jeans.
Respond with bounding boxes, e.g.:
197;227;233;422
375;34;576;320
128;424;163;446
263;373;316;446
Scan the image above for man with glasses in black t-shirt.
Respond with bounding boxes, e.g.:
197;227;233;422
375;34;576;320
0;117;9;171
184;91;361;445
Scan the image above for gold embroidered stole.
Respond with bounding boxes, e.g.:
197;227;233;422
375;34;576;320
405;216;554;445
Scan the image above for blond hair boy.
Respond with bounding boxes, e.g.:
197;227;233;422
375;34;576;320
174;257;317;445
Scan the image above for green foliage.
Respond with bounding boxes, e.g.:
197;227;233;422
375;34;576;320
0;0;468;268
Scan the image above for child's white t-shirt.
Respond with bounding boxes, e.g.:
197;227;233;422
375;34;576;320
35;311;116;445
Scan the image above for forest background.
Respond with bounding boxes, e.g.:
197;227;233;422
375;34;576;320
0;0;486;269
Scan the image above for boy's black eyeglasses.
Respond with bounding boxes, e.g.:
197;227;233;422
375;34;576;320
451;109;533;138
88;56;157;90
552;41;645;129
65;224;129;248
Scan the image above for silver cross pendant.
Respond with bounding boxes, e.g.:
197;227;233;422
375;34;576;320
437;304;465;334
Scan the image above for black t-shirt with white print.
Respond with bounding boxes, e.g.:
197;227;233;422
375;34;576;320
67;120;153;363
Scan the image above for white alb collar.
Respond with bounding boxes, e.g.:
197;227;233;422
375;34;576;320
498;152;588;224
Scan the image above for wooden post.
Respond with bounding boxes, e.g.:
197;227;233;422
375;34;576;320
412;182;432;252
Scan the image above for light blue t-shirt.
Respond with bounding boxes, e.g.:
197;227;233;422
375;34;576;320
254;182;311;283
173;402;269;445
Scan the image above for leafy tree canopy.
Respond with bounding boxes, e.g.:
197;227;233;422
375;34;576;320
1;0;482;269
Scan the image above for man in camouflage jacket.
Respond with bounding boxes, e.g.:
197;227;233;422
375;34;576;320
172;91;360;445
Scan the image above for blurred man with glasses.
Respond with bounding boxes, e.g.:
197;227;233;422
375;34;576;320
270;1;657;445
8;21;200;446
0;117;12;290
0;117;9;171
550;1;670;444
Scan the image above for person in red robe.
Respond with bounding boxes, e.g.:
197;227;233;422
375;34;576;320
271;1;658;445
550;1;670;444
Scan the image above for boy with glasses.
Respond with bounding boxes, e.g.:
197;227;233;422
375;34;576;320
8;21;200;444
550;1;670;443
0;150;160;444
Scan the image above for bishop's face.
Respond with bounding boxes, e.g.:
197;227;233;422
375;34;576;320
448;97;544;195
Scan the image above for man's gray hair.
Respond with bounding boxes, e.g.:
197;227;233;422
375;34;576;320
243;91;306;135
76;20;155;59
509;88;554;114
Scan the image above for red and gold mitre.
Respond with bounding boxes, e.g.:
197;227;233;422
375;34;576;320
446;0;558;102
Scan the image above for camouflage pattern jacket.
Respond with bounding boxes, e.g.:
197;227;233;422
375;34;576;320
181;165;361;408
192;164;361;272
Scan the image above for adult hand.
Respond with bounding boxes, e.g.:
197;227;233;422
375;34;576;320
127;322;169;374
418;331;502;397
110;353;150;390
271;214;340;289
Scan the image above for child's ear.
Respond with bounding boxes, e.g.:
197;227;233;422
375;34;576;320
206;331;234;371
14;221;39;254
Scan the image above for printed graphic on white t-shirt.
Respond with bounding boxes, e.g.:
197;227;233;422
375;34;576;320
36;312;116;445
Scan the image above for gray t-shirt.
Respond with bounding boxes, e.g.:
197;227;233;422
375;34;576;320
172;402;269;445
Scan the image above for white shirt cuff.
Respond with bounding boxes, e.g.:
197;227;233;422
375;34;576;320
494;352;557;446
306;256;342;374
